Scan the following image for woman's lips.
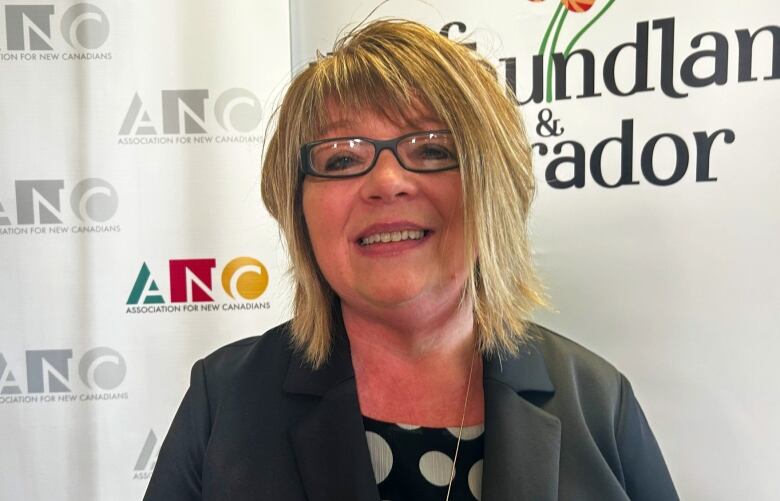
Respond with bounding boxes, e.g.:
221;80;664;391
355;221;429;243
358;229;428;246
353;222;433;255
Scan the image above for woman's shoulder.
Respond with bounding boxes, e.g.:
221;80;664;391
525;323;627;405
528;323;622;375
196;321;295;391
204;320;292;357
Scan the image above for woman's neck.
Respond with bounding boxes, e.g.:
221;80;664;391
342;297;484;427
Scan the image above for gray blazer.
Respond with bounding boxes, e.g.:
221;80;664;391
144;317;678;501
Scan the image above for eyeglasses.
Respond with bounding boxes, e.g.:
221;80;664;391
300;130;459;178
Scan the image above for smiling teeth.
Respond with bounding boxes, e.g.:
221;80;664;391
360;230;425;246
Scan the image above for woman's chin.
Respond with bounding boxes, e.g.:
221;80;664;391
339;281;429;311
350;278;463;314
359;287;425;309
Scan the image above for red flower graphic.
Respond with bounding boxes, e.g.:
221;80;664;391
562;0;595;13
533;0;618;101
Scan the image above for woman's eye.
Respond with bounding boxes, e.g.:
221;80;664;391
423;146;451;159
415;145;454;161
324;155;360;171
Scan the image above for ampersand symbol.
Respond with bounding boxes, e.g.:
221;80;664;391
536;108;565;137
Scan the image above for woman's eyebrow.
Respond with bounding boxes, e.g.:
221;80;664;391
321;120;355;135
322;117;445;136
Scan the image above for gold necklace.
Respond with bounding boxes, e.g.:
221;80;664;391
444;346;478;501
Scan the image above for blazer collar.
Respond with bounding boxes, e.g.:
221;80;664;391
481;336;561;501
483;335;555;393
284;310;380;501
282;323;354;397
284;317;561;501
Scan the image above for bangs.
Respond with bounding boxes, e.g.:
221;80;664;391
294;22;480;143
302;57;434;141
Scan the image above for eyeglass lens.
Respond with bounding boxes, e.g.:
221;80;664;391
309;132;457;176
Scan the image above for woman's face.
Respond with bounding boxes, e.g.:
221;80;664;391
302;103;468;315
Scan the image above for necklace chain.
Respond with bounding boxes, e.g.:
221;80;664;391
444;346;478;501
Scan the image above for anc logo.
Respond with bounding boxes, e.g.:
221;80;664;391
117;88;263;145
0;178;120;236
126;257;270;313
0;347;128;404
1;3;111;61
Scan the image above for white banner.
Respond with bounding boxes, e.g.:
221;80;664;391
0;1;291;499
287;1;780;500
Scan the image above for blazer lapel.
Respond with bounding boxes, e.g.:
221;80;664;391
481;342;561;501
284;319;380;501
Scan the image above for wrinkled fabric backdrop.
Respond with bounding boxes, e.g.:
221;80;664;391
0;1;777;499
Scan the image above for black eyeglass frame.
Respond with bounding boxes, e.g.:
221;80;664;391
299;129;459;179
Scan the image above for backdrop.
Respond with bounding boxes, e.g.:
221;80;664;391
1;1;778;500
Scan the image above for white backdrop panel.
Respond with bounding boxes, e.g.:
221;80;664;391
288;1;780;500
0;1;291;500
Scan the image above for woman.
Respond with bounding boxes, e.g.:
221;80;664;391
144;20;677;501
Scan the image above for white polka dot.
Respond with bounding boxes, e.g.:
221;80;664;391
446;423;485;440
396;423;420;430
468;459;483;500
419;450;454;487
365;431;393;483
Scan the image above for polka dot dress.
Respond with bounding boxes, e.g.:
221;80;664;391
363;415;484;501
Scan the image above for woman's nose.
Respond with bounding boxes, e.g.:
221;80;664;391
359;149;418;203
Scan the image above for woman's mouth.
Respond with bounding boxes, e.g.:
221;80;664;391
358;229;430;247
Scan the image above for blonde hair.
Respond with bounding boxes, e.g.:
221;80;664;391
261;19;546;368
